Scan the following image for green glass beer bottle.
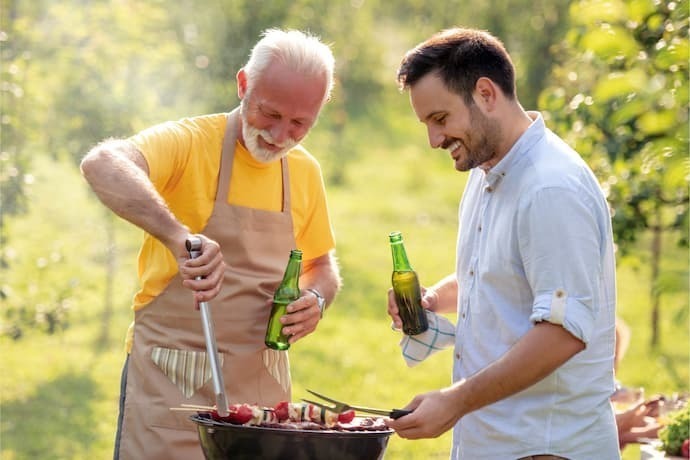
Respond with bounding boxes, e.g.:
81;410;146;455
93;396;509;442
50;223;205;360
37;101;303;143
265;249;303;350
389;232;429;335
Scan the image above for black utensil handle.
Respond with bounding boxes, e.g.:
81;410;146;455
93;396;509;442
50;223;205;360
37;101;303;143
389;409;412;419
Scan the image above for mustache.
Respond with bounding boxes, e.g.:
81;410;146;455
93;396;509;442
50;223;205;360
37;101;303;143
441;138;460;150
259;131;295;149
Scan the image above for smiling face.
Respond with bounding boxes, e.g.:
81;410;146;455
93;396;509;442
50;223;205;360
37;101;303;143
409;72;501;172
238;59;328;163
240;95;299;163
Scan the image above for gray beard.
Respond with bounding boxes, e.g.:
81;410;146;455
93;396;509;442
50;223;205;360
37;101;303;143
240;97;298;163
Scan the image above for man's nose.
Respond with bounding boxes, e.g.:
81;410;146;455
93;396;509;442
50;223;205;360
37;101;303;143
270;121;292;145
428;126;444;149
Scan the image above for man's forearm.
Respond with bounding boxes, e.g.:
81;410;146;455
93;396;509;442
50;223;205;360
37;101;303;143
300;251;341;307
447;321;585;418
80;140;188;251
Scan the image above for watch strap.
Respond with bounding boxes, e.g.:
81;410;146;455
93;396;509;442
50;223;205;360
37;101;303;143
306;288;326;318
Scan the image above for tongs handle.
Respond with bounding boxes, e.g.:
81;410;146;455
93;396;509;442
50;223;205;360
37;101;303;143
349;405;412;419
389;409;413;419
186;237;229;417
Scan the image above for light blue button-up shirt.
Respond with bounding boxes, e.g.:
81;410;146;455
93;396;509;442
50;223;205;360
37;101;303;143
451;113;620;460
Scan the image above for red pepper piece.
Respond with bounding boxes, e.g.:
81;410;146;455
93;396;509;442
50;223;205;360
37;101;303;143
273;401;290;422
225;403;254;424
337;409;356;423
211;403;254;424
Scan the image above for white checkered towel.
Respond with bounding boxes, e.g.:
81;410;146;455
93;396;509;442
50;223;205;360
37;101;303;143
399;310;456;367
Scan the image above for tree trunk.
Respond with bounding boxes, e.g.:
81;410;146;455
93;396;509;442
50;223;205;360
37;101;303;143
649;208;662;349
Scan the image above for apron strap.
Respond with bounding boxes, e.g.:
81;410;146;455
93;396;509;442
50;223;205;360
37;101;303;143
216;108;240;204
279;156;289;213
216;108;292;213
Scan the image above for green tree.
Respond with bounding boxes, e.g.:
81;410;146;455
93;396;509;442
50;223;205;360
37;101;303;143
1;0;42;228
540;0;689;348
1;0;205;340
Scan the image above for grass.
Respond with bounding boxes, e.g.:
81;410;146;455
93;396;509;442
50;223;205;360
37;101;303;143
1;146;687;459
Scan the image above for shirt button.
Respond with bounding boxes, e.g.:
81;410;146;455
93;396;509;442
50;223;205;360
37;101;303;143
469;270;474;276
477;225;482;232
455;353;461;360
486;186;493;193
461;312;466;319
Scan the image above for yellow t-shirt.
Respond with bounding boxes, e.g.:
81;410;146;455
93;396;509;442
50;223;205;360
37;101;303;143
123;113;335;349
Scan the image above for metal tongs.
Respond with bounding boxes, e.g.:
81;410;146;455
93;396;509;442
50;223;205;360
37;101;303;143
303;389;412;419
186;237;229;417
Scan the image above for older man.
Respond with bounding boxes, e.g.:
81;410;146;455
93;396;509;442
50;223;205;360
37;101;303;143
81;29;341;459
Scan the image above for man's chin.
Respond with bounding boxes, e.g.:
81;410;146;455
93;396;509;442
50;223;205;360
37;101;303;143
454;158;473;172
249;147;288;163
243;130;298;163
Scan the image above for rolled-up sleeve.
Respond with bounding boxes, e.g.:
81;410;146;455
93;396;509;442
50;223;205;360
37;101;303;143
520;186;603;344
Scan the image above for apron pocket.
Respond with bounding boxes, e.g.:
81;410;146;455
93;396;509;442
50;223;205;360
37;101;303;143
262;348;290;395
151;346;223;398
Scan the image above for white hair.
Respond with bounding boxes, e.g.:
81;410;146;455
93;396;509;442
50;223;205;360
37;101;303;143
243;28;335;99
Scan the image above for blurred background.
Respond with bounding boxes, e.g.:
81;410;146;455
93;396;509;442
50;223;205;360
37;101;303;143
1;0;688;459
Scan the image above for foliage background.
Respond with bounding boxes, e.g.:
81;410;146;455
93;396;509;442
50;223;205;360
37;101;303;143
1;0;688;459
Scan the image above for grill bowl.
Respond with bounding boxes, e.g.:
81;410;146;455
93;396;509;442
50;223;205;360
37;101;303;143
191;414;393;460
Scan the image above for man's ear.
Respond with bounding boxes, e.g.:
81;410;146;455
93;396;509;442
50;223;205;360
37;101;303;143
473;77;497;111
237;68;248;99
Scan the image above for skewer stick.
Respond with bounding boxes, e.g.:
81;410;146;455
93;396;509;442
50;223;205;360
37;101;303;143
174;403;216;411
170;407;210;412
170;403;278;412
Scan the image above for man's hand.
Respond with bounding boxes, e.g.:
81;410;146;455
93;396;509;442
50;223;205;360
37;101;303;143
385;388;462;439
280;251;341;343
389;274;457;329
277;290;323;343
388;286;437;330
178;234;226;306
616;398;663;447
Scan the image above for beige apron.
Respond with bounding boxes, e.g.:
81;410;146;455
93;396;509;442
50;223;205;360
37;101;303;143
117;109;295;460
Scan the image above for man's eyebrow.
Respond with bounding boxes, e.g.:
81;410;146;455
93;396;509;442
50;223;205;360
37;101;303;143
258;102;278;114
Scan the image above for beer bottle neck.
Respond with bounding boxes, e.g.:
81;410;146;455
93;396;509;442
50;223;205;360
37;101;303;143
281;260;301;286
390;241;413;272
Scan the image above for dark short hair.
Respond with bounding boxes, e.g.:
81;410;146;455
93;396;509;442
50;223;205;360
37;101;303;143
397;28;517;104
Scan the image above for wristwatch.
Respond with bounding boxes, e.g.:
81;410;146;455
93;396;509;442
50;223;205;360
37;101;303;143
306;288;326;318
